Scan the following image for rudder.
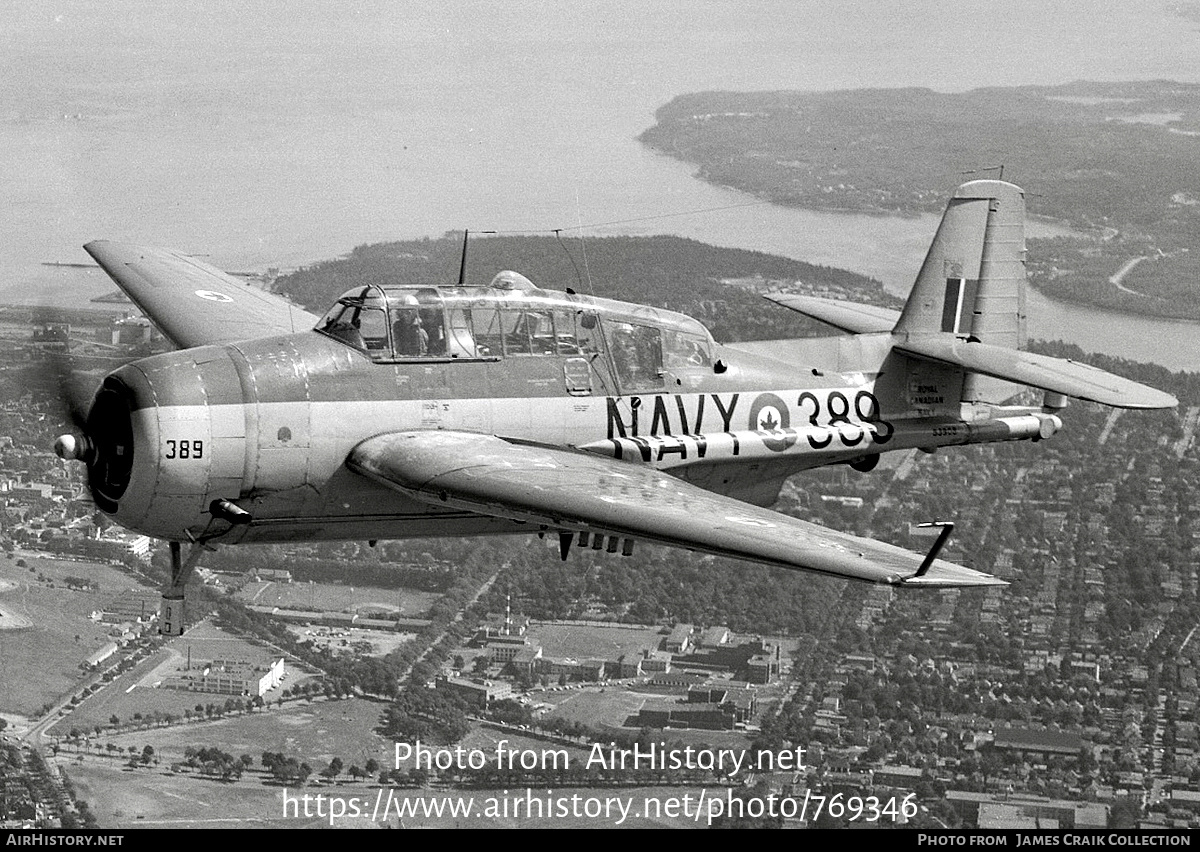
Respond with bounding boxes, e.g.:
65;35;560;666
894;179;1028;405
895;179;1027;349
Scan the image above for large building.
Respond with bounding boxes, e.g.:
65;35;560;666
165;658;285;697
947;792;1107;829
100;531;152;561
989;728;1086;763
435;676;512;709
664;624;694;654
82;642;118;670
93;593;158;625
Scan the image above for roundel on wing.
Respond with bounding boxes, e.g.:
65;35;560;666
194;289;234;303
748;392;796;452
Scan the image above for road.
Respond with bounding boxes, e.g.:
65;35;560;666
1109;256;1149;295
399;568;502;683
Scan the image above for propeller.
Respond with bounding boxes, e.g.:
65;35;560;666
36;268;152;518
45;334;142;516
48;345;98;462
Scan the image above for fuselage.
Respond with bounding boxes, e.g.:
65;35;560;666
82;281;1058;544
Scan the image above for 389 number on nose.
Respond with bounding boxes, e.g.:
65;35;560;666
164;440;204;459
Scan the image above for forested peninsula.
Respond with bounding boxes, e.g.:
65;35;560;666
639;81;1200;320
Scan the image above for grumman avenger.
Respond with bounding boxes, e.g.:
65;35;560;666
54;180;1175;634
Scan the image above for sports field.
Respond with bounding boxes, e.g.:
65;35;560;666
237;580;440;618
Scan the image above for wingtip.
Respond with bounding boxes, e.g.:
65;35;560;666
83;238;128;252
899;576;1010;589
82;239;134;267
1142;390;1179;410
897;562;1009;588
1105;390;1179;410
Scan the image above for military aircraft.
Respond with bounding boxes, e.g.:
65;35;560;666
54;179;1175;634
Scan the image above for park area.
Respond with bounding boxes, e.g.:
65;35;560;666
0;552;158;718
49;619;319;737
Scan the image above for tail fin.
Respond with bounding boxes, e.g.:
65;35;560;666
895;179;1027;349
894;180;1028;404
761;178;1177;411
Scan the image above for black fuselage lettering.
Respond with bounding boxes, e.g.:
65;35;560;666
652;396;673;435
712;394;739;432
608;393;728;438
607;397;627;439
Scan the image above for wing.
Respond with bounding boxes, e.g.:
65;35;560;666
896;336;1178;409
764;293;900;334
84;240;320;348
347;431;1004;588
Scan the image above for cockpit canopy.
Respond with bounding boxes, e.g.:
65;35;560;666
315;272;715;388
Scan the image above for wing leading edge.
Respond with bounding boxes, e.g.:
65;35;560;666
763;293;900;334
347;431;1005;588
84;240;320;349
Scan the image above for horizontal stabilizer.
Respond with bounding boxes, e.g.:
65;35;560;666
348;430;1005;588
897;336;1178;410
765;293;899;334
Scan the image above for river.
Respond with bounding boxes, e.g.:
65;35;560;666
4;1;1200;368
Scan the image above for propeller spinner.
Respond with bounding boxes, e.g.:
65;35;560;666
52;373;136;514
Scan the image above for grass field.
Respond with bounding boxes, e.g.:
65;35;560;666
527;623;664;660
65;760;315;828
542;687;653;728
0;553;159;717
237;580;440;618
62;700;727;828
283;624;415;658
65;758;714;828
68;696;393;774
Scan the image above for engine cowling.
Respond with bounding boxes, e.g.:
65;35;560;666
58;346;251;540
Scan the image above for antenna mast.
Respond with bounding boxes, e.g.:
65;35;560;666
457;229;469;286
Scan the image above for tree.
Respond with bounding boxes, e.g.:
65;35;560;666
1109;797;1141;829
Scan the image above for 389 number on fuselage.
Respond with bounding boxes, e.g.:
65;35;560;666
164;440;204;460
795;390;893;448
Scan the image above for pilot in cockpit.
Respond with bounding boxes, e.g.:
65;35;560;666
392;296;429;357
611;324;641;386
